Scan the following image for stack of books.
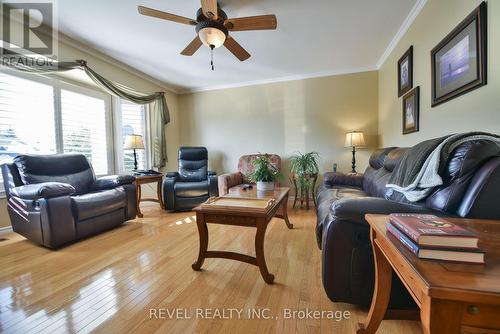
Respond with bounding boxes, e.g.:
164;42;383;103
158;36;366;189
387;214;484;264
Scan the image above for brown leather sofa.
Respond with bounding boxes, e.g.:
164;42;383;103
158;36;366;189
316;139;500;307
218;154;281;195
1;154;137;248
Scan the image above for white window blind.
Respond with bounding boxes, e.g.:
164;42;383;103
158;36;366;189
61;89;109;175
0;72;56;164
121;102;147;171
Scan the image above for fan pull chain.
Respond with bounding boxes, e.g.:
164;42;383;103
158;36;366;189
210;44;215;71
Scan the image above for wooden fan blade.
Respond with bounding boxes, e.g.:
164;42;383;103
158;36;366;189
225;15;277;31
138;6;197;25
224;36;250;61
201;0;218;20
181;37;203;56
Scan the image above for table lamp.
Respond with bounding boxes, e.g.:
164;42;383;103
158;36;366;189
124;134;145;171
345;131;365;173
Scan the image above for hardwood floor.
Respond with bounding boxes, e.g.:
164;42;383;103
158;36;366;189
0;203;422;334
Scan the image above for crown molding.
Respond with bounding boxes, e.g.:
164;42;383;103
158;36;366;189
180;66;378;94
55;0;426;96
56;33;181;94
375;0;428;69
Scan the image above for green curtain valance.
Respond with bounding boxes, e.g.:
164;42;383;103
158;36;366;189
1;58;170;168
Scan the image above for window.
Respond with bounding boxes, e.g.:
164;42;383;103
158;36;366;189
0;74;56;161
115;99;148;172
0;71;113;195
61;89;109;175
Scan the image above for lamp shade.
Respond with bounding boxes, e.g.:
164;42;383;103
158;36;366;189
124;134;145;150
345;131;365;148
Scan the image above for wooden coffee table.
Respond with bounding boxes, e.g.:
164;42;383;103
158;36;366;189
358;214;500;334
192;186;293;284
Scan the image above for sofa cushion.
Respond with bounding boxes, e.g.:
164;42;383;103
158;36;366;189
174;181;209;198
362;167;392;198
368;147;397;170
178;147;208;182
383;148;408;172
71;188;126;221
425;140;500;212
14;154;95;195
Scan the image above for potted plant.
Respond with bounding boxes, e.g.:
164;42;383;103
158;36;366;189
250;153;282;191
290;152;320;208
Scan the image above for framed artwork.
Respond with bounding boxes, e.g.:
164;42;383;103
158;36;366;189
402;87;419;135
431;2;487;107
398;46;413;97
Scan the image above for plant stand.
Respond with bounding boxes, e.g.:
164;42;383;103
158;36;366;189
290;173;318;210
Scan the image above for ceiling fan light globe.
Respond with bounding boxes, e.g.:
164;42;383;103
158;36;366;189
198;27;226;48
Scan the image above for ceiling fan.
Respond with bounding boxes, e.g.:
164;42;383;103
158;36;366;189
137;0;277;68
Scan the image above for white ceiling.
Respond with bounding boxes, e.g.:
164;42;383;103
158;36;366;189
57;0;418;93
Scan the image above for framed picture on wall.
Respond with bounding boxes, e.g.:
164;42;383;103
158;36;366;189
397;46;413;97
402;87;419;135
431;2;487;107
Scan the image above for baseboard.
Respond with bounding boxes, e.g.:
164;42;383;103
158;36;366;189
0;226;13;233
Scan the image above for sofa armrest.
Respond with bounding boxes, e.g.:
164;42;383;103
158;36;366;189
331;197;443;227
92;175;136;191
10;182;75;200
165;172;179;180
163;173;178;210
324;172;364;188
218;172;243;196
208;171;218;196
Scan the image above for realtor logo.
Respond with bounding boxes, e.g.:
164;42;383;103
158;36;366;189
0;0;57;62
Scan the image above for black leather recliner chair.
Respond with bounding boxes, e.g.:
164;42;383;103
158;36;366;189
316;139;500;308
1;154;137;248
163;147;218;211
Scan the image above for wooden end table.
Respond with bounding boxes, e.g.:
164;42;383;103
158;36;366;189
134;174;164;218
358;214;500;334
192;186;293;284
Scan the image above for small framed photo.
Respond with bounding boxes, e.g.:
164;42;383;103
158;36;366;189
402;87;419;135
431;2;487;107
398;46;413;97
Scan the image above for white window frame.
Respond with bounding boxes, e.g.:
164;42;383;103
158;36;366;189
113;96;150;173
0;69;115;197
58;80;114;176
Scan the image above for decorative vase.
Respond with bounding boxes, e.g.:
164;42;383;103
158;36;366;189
257;181;275;191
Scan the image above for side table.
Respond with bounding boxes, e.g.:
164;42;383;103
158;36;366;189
358;214;500;334
134;174;164;217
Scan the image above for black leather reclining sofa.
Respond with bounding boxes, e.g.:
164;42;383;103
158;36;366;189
1;154;137;248
316;139;500;307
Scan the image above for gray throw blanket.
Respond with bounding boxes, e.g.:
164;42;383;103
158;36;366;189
386;132;500;202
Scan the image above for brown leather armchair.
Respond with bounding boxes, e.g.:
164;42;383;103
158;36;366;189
218;154;281;195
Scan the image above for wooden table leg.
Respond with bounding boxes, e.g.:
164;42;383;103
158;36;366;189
192;213;208;271
276;193;293;229
291;177;298;208
420;297;463;334
136;183;143;218
157;180;164;210
255;219;274;284
357;237;392;334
